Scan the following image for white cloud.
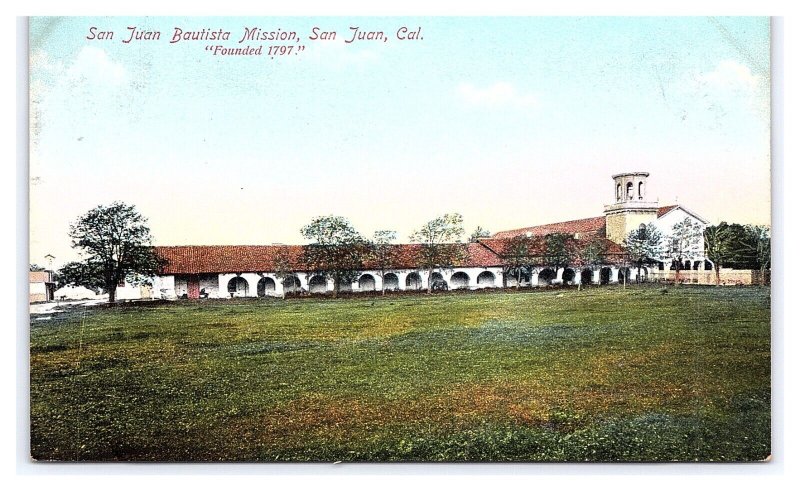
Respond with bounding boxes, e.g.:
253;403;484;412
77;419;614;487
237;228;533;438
695;60;760;93
687;60;768;122
31;46;127;87
65;46;127;87
455;82;538;108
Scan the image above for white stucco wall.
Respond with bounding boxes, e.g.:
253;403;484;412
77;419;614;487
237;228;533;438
30;282;47;295
153;275;176;299
116;284;151;300
150;261;646;298
654;207;708;263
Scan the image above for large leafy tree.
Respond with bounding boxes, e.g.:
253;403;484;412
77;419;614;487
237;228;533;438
574;236;607;290
708;223;764;270
271;247;296;298
667;217;704;285
624;223;664;283
68;202;163;303
502;234;537;289
741;225;770;285
54;260;106;293
409;213;466;293
543;233;574;279
369;230;399;295
703;222;734;285
704;222;770;286
300;216;368;297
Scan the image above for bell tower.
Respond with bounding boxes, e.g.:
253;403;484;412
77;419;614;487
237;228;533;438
603;172;659;244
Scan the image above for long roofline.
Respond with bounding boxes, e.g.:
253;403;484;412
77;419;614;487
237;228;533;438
154;238;630;275
491;215;606;239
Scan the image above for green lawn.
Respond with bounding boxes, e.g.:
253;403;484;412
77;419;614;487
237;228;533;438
29;285;771;462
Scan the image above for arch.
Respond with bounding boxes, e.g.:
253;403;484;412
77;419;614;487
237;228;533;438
227;276;249;297
617;267;630;283
638;181;644;199
358;274;376;291
538;268;557;286
257;277;276;297
505;270;531;287
406;272;423;290
477;271;496;287
626;182;634;200
562;268;576;284
600;267;612;285
431;272;444;282
684;260;692;270
616;183;622;201
309;275;327;294
450;272;470;289
282;275;301;293
704;260;713;271
383;273;399;290
581;268;594;285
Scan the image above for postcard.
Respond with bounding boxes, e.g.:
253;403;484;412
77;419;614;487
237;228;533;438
28;16;771;462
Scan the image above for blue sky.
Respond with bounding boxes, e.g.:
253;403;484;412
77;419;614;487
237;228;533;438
29;16;770;267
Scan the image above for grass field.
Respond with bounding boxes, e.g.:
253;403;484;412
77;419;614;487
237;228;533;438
29;285;771;462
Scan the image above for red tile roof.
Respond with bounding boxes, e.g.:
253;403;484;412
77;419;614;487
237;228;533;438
478;236;627;266
657;205;679;217
493;206;689;240
476;237;547;257
156;243;505;275
156;236;628;275
492;215;607;239
456;243;505;267
156;245;306;275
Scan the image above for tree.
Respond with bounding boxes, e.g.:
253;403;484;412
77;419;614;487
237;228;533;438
300;216;368;297
271;247;295;298
502;234;536;289
369;230;398;295
543;233;574;281
574;236;607;290
703;222;770;286
469;226;491;243
667;217;704;285
624;223;664;284
741;225;770;286
409;213;466;293
68;202;163;303
54;260;106;293
704;222;734;285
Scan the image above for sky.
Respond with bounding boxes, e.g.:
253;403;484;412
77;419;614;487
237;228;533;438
28;16;771;268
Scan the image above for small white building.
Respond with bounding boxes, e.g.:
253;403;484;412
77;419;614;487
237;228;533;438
29;271;56;303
